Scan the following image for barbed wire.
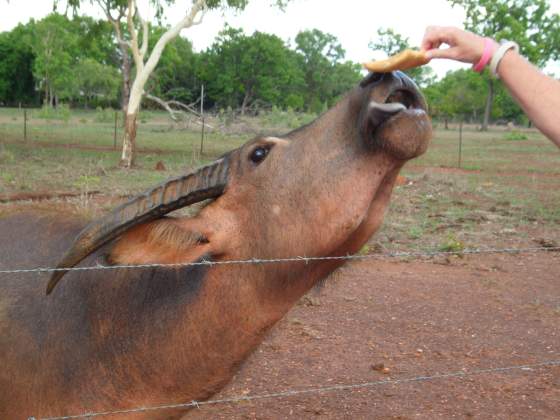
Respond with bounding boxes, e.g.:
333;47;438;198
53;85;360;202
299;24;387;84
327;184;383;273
33;359;560;420
3;245;560;276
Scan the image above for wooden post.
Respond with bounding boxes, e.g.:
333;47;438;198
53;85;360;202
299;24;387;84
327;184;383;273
199;84;205;156
23;109;27;142
114;111;118;150
458;120;463;169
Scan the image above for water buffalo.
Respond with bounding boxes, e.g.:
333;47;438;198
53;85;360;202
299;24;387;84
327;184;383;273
0;71;431;419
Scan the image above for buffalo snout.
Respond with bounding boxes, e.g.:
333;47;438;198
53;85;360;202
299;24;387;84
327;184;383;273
361;71;432;160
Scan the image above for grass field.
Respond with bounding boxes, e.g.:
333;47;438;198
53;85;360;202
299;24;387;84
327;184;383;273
1;107;559;252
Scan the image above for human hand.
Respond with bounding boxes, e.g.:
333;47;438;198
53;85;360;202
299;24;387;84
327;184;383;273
421;26;498;65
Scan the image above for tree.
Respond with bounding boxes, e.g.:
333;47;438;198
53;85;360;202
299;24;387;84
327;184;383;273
60;0;290;168
75;58;120;107
295;29;360;112
328;60;363;105
30;14;80;106
424;69;486;127
369;28;436;88
200;27;304;113
147;29;199;104
450;0;560;130
0;25;37;106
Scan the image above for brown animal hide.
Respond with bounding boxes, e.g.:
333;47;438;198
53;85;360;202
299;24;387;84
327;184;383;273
0;72;431;419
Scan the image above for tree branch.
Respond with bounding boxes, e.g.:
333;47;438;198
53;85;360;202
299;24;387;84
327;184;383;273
138;7;149;59
145;93;181;121
126;0;207;115
127;0;143;72
145;93;212;128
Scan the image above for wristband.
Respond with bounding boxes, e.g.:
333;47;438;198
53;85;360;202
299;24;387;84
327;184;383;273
490;41;519;79
472;38;495;73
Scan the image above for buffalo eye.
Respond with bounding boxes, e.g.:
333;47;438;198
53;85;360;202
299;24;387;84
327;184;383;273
249;146;269;164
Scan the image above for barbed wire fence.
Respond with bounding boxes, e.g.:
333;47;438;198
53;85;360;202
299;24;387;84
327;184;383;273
31;359;560;420
3;245;557;420
3;245;560;275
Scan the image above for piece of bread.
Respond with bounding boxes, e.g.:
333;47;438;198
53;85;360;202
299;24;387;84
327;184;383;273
363;50;429;73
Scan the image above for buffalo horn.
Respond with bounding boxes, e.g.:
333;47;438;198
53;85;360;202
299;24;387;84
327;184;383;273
46;158;229;295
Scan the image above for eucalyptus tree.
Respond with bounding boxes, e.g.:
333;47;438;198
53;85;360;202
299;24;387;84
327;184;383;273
60;0;289;168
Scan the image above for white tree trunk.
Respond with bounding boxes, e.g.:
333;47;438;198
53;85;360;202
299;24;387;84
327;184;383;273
119;0;207;168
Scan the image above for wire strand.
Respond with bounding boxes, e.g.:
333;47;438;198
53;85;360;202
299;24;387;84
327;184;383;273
4;246;560;275
34;359;560;420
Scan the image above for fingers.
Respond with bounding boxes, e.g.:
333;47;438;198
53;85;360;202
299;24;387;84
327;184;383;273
421;26;493;64
421;26;458;51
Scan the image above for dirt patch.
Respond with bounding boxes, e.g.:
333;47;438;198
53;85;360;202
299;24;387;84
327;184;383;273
407;165;560;178
185;253;560;419
2;139;173;155
0;190;101;203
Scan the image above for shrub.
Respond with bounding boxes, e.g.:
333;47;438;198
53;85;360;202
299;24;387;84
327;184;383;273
264;106;317;129
35;104;71;122
94;107;115;123
0;145;15;164
504;131;528;141
439;234;465;253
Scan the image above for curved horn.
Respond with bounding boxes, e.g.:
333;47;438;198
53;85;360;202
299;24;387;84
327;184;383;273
46;157;230;295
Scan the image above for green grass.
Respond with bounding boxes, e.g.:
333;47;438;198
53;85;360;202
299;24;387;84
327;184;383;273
413;125;560;174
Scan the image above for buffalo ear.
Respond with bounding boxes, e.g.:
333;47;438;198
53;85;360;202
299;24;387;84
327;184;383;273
109;217;211;266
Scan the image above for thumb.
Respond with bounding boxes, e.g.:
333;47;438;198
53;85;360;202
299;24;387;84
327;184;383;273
426;47;458;61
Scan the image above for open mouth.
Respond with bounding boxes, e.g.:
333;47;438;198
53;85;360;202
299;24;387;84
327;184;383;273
385;89;421;110
368;83;431;160
368;85;427;135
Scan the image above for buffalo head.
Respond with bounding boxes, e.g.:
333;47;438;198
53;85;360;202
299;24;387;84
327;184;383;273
48;71;431;297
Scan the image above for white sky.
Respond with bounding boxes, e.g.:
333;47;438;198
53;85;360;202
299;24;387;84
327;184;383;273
1;0;559;78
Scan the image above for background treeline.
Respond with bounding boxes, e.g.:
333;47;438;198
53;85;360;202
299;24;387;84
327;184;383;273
0;13;362;115
0;12;554;125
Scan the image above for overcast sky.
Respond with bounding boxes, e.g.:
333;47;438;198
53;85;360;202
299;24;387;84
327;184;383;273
1;0;559;78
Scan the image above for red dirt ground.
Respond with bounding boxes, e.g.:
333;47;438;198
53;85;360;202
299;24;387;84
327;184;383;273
184;252;560;420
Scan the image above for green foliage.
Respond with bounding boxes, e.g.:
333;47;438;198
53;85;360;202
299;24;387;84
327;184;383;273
439;234;465;253
263;106;316;129
94;107;116;123
147;30;199;103
75;59;120;107
450;0;560;66
424;69;486;121
295;29;361;112
0;25;37;105
35;104;72;122
73;174;101;189
200;27;306;113
504;131;529;141
1;3;357;114
31;14;80;105
449;0;560;127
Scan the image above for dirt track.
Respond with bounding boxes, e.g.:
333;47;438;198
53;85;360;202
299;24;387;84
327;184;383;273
185;253;560;419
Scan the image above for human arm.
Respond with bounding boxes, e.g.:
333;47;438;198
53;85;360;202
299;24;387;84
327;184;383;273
421;26;560;148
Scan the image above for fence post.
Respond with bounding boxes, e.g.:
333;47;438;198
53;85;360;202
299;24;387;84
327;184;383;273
23;109;27;142
114;111;118;150
458;120;463;169
199;84;205;156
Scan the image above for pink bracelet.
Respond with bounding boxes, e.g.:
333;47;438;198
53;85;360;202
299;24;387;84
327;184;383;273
473;38;495;73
